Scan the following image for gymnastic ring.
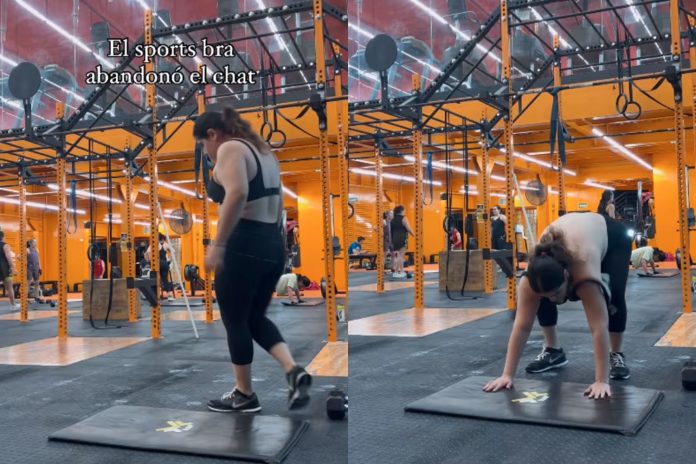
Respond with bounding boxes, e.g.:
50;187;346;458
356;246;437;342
622;101;642;121
347;203;355;219
260;121;274;142
615;93;629;115
267;129;287;149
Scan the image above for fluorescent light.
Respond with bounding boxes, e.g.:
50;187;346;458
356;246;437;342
47;183;123;204
491;192;507;198
498;148;577;176
404;155;478;175
142;176;197;197
283;186;298;199
0;196;85;214
171;180;196;184
584;180;615;190
135;0;151;10
351;167;443;186
591;128;653;171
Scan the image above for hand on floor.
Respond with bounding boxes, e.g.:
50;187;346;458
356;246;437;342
483;375;513;392
584;381;611;399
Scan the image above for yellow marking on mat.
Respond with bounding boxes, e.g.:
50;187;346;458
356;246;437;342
0;310;79;321
348;307;502;337
0;337;148;366
162;310;221;321
349;280;437;292
306;341;348;377
655;313;696;347
512;391;549;404
156;421;193;433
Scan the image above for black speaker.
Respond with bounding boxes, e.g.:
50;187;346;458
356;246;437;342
90;22;110;56
447;0;467;17
217;0;240;17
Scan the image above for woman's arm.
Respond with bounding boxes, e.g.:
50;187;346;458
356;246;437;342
575;282;611;398
213;142;250;246
402;217;415;236
484;277;540;391
606;203;616;219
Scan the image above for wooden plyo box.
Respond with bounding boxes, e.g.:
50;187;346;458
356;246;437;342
438;250;497;292
82;279;141;321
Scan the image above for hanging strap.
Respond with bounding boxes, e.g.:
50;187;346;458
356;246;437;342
193;143;210;201
67;179;78;234
424;151;434;205
549;88;568;168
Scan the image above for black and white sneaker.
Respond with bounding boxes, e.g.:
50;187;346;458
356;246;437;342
207;389;262;413
525;347;568;373
286;366;312;410
610;352;631;380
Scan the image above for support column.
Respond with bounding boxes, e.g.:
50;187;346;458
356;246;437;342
196;73;214;324
56;102;68;337
671;0;692;313
334;48;350;315
314;0;337;341
18;170;28;322
501;0;517;310
145;10;162;337
375;143;385;293
412;77;424;310
125;141;137;323
480;135;494;294
552;35;566;216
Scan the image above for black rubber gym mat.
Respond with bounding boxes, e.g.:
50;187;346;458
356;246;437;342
637;271;679;278
281;300;323;307
49;405;309;463
405;376;663;436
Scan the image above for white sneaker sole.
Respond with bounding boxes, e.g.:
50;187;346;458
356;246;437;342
207;404;262;413
526;359;568;373
289;372;312;410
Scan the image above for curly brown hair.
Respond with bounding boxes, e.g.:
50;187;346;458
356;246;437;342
193;107;269;153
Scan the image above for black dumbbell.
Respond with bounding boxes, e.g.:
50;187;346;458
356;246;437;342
326;390;347;420
683;361;696;390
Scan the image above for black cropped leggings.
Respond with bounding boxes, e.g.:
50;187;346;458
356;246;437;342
215;219;286;365
537;215;632;333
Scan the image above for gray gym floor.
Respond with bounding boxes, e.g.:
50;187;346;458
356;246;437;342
0;299;347;464
348;268;695;464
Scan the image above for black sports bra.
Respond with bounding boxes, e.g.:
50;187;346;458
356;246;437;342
207;138;280;204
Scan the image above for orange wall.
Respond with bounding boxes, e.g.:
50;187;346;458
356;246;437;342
653;151;680;255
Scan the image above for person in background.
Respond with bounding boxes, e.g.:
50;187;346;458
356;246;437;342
26;239;42;302
490;206;507;250
146;234;175;301
275;273;311;304
597;190;615;219
383;211;394;272
0;231;18;309
390;205;415;278
348;236;366;256
449;225;463;250
92;253;105;279
631;238;656;275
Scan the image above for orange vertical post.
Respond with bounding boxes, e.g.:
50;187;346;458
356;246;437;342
196;67;214;324
145;9;162;337
501;0;517;310
56;102;68;337
552;35;566;216
334;46;350;316
375;143;385;293
412;75;424;311
125;140;137;322
480;132;494;294
314;0;337;340
18;171;28;322
671;0;692;313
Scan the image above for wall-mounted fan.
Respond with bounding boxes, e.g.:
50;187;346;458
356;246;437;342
525;174;547;206
167;203;193;235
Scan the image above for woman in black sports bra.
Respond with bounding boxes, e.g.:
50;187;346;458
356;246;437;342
484;212;632;400
193;107;311;414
